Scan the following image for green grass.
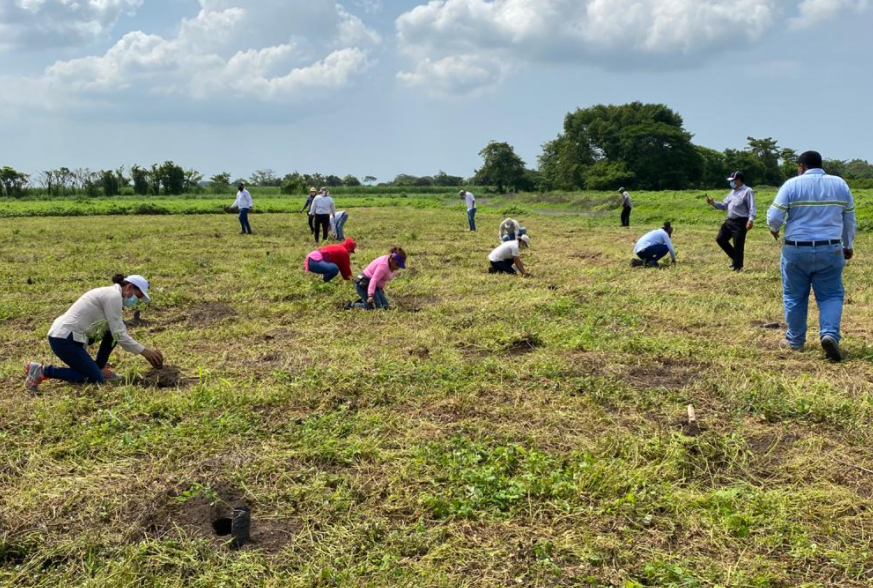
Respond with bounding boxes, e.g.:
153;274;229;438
1;198;872;587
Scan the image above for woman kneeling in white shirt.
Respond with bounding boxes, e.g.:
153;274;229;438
25;274;164;394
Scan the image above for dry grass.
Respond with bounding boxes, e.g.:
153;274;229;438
1;203;872;587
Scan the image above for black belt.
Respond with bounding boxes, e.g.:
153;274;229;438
784;239;842;247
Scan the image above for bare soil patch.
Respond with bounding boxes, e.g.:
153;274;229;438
623;357;704;390
187;302;237;326
134;365;196;389
139;482;295;554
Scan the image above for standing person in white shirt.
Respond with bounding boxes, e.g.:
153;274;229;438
631;222;677;268
310;187;336;243
619;187;633;227
232;183;254;235
25;274;165;394
461;189;477;231
488;235;531;276
705;171;756;272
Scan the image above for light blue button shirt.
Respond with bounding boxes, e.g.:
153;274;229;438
766;169;856;248
633;229;676;260
713;186;756;220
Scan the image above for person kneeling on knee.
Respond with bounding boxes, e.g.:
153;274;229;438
488;235;531;276
304;238;357;283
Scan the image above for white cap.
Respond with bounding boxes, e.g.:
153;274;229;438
519;235;531;247
125;275;151;302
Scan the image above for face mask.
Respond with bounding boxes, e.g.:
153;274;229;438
123;296;139;308
729;181;737;189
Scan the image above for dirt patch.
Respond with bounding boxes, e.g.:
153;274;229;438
570;251;604;261
187;302;237;326
505;335;543;355
751;321;783;329
139;482;295;553
135;365;196;389
394;295;438;313
409;345;430;359
623;358;704;390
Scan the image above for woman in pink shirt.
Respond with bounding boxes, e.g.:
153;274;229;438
347;247;407;310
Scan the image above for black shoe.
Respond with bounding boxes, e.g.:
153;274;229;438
645;260;660;268
630;258;644;267
821;336;842;362
343;301;354;310
733;266;744;272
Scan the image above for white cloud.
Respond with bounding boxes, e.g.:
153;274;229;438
790;0;869;29
396;0;786;95
6;0;380;113
396;54;509;97
0;0;142;51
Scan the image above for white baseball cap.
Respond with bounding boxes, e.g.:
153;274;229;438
125;275;151;302
519;235;531;247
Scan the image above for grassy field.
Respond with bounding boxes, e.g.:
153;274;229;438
1;193;873;587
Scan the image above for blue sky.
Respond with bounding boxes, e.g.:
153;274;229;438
1;0;871;183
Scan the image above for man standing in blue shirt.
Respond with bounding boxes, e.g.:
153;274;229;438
767;151;856;361
706;171;756;272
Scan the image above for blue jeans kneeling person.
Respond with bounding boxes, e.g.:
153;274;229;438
308;258;340;283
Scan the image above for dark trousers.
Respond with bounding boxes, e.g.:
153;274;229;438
238;208;252;234
716;217;748;269
314;214;330;242
307;214;314;232
490;260;516;274
44;334;116;384
621;205;631;227
637;244;669;265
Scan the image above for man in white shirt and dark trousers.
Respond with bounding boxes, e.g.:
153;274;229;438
461;190;476;231
488;235;531;276
706;171;756;272
310;188;336;243
232;183;254;234
766;150;856;361
619;187;632;227
631;223;676;268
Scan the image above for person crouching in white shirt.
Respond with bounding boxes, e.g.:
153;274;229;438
25;274;165;394
488;235;531;276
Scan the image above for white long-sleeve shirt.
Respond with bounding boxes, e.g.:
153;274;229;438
47;284;145;354
233;189;253;209
309;195;336;215
463;191;476;211
621;191;633;207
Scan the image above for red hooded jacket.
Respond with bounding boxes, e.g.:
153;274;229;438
306;238;356;280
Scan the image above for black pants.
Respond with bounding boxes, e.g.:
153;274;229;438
716;217;748;270
621;205;631;227
490;260;516;274
314;214;330;242
307;214;314;232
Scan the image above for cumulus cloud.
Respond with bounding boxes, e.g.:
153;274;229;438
0;0;142;51
790;0;869;29
396;54;510;97
396;0;863;95
6;0;380;114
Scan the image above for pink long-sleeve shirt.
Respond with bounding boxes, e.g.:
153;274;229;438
362;255;395;297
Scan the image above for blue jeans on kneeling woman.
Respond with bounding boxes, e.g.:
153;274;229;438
353;282;389;310
308;258;340;282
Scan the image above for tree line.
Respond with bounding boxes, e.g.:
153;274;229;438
3;102;872;198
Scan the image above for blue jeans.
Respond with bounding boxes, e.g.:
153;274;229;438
238;208;252;234
333;212;348;240
44;333;116;384
308;258;340;282
501;233;515;243
637;244;669;264
467;209;476;231
781;243;846;346
353;282;389;310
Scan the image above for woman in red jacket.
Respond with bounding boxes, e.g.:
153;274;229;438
303;238;356;282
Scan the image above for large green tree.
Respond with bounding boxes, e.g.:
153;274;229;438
475;141;527;193
539;102;702;190
746;137;783;186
